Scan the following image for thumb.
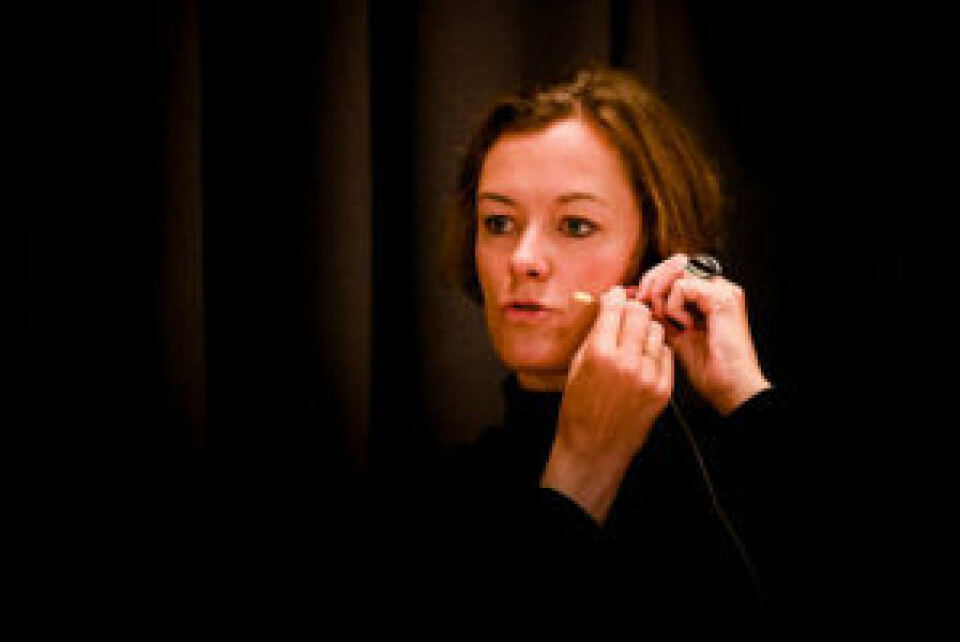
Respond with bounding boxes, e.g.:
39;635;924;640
568;336;589;381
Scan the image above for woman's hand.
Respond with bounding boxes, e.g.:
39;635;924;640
637;254;771;416
540;286;674;524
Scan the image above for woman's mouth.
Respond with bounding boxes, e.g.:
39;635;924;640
503;300;555;322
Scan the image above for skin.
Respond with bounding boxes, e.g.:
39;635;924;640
475;117;644;391
637;253;770;416
474;116;770;523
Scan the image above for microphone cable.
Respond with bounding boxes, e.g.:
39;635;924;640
669;397;766;608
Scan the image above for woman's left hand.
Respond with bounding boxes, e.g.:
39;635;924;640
637;254;771;415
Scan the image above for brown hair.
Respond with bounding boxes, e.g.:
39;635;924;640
441;65;724;304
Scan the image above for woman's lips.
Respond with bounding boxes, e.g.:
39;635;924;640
503;301;556;322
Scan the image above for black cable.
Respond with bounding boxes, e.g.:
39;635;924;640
669;397;765;607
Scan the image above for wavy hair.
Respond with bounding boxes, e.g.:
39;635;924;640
441;65;724;303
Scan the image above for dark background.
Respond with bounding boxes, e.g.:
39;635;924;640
12;0;939;607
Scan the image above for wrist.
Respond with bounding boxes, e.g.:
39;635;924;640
714;374;772;416
539;436;631;525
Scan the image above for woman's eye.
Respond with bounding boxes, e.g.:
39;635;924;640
560;217;597;238
481;214;515;235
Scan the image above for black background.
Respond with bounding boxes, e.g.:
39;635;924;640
10;1;941;615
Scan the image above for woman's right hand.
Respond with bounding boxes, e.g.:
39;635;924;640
540;286;674;524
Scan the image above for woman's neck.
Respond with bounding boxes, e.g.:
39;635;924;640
516;369;568;392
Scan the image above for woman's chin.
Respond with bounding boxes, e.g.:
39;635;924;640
500;351;571;385
499;344;565;368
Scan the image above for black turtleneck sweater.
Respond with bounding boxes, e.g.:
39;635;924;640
364;374;799;616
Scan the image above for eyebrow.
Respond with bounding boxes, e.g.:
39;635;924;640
557;192;608;207
477;191;608;207
477;192;517;207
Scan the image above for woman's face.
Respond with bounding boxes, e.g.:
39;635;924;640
475;116;642;391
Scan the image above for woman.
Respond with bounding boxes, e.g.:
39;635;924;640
430;66;791;609
366;66;794;617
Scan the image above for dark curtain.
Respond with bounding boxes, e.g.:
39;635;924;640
16;0;938;604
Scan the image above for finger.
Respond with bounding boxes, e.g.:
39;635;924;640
636;266;656;302
639;254;688;318
568;328;589;376
636;253;684;300
644;320;665;355
656;345;674;398
619;298;651;353
672;276;729;318
590;286;628;355
664;279;696;330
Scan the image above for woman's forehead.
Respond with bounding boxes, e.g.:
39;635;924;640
478;117;636;208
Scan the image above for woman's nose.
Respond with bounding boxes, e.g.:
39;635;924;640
509;228;551;280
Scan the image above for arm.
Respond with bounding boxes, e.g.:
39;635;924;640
639;256;796;603
539;286;673;524
705;384;801;611
540;253;770;525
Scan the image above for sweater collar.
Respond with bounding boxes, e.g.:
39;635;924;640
501;374;563;440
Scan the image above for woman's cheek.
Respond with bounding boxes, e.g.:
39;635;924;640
564;303;596;352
